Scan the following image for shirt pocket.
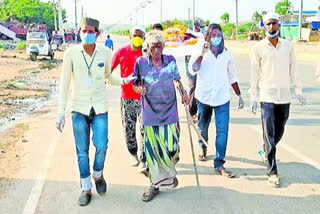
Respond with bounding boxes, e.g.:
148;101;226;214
93;62;105;80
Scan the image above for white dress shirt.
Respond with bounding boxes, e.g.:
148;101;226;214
250;37;303;104
188;45;238;107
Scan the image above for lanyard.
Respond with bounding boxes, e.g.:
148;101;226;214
81;51;97;77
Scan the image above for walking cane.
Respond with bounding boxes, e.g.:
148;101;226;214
178;87;200;187
179;87;212;152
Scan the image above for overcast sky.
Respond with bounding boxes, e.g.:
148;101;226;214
55;0;319;25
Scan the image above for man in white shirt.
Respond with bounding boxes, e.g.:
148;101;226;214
250;12;306;188
56;17;134;206
189;23;244;178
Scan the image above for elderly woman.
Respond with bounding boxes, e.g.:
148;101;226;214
188;23;244;177
133;30;188;202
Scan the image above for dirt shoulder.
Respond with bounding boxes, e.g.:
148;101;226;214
0;49;63;134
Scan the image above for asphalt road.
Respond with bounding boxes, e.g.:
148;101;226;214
0;37;319;214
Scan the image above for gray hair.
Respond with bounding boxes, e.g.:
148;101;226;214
146;30;165;45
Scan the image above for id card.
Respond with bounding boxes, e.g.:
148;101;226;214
85;76;92;87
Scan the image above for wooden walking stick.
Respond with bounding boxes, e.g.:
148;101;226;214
178;86;200;187
179;86;213;154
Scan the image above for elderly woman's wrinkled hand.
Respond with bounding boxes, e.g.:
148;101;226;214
137;86;147;96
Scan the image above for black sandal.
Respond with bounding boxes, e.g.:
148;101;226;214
141;186;159;202
78;191;92;206
198;147;207;161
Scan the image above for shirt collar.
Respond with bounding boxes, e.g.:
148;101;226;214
264;37;282;46
146;54;170;68
79;43;100;55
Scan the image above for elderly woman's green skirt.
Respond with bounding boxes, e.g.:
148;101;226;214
144;123;180;188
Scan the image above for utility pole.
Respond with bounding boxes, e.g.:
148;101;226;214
193;0;195;30
298;0;303;40
160;0;163;23
53;0;57;32
235;0;238;40
135;8;138;25
75;0;78;42
57;0;64;39
82;5;84;18
142;9;145;26
188;8;191;29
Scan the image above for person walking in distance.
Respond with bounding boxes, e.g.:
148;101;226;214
105;34;114;51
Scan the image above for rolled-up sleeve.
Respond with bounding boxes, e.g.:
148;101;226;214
289;44;303;95
227;52;238;84
250;45;261;101
58;49;72;116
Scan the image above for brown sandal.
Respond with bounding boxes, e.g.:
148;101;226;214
215;167;236;178
268;175;280;188
142;186;159;202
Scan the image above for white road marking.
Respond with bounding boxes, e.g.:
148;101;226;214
251;126;320;171
22;134;59;214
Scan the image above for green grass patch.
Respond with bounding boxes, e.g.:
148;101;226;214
16;41;26;50
0;42;5;50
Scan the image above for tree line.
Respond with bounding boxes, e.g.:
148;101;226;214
0;0;67;30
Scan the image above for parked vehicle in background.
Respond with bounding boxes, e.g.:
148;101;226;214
64;30;75;42
0;21;48;40
26;31;54;61
51;34;64;51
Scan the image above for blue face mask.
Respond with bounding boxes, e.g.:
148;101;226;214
80;33;96;44
200;28;206;34
265;30;279;38
210;37;222;46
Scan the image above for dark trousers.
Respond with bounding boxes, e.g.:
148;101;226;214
188;85;197;116
120;98;145;162
185;55;197;116
261;102;290;176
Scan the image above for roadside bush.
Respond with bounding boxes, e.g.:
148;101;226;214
221;23;236;38
0;42;5;50
110;29;130;35
237;34;248;40
238;22;259;34
16;41;26;50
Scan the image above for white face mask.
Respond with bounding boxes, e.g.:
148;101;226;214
265;30;279;38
